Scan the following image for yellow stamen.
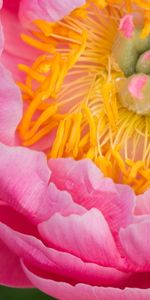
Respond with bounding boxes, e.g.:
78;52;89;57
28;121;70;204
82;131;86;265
17;1;150;194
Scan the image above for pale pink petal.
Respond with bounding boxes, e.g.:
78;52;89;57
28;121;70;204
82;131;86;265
120;219;150;271
49;158;135;233
0;240;32;287
19;0;86;28
46;183;86;217
0;144;85;224
0;143;50;223
1;9;41;80
38;208;124;268
1;9;40;60
0;64;22;145
135;189;150;215
22;264;150;300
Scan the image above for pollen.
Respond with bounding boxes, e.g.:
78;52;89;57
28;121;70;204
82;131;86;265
17;0;150;194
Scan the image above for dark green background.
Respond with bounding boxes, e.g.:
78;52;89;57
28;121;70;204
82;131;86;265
0;286;56;300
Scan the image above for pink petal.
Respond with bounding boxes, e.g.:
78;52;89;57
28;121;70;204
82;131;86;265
135;189;150;215
0;17;4;56
120;219;150;271
38;208;124;268
0;203;39;236
0;221;129;287
0;64;22;145
19;0;86;28
0;239;32;287
0;144;85;224
49;158;135;233
22;263;150;300
1;8;41;80
2;0;20;13
0;143;50;223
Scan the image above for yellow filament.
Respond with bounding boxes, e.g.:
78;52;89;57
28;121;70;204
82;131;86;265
18;1;150;194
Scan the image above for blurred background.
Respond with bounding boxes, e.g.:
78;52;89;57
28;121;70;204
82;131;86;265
0;286;56;300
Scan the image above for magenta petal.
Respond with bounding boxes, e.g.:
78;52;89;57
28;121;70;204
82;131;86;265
2;0;20;13
0;203;39;236
22;263;150;300
0;17;4;56
120;219;150;271
38;208;123;268
0;64;22;145
19;0;86;28
0;239;32;287
49;158;135;233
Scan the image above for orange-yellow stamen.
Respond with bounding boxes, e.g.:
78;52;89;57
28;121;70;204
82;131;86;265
17;1;150;194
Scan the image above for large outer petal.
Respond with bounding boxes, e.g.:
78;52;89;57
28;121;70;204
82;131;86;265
0;240;32;287
0;64;22;145
19;0;86;28
22;263;150;300
0;222;129;288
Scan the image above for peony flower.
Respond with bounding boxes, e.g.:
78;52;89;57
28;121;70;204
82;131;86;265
1;0;150;299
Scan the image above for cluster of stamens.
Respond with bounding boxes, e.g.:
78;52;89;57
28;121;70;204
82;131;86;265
17;1;150;194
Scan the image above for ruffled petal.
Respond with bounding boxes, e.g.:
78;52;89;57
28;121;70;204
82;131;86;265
0;221;129;287
0;143;50;223
22;263;150;300
0;64;22;144
120;219;150;271
49;158;135;234
19;0;86;28
0;144;85;224
38;208;124;268
0;239;32;287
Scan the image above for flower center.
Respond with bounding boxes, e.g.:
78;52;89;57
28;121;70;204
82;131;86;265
113;26;150;115
17;1;150;194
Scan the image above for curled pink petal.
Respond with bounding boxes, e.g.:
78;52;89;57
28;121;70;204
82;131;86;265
49;158;135;234
0;240;32;287
22;263;150;300
19;0;86;28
